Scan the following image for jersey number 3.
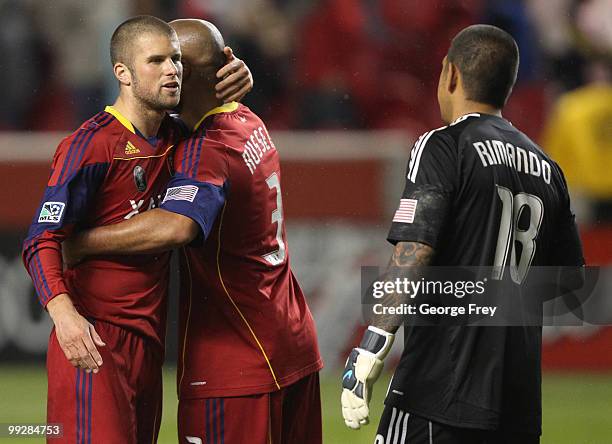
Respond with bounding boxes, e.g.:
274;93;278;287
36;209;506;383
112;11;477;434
493;185;544;284
262;172;286;266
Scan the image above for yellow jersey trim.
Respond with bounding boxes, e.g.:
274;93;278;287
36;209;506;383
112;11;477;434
178;247;194;391
193;101;240;131
113;144;174;161
104;105;136;134
215;203;281;390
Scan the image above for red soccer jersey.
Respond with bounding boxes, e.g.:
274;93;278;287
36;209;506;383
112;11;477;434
160;102;323;398
23;106;180;353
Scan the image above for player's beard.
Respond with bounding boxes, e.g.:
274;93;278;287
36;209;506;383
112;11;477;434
132;73;180;112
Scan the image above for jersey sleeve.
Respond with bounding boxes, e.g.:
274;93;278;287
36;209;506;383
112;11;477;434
160;134;228;240
387;130;457;248
22;130;110;307
549;164;585;266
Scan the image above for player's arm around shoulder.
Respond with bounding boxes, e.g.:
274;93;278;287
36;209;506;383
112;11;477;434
63;208;199;264
215;47;253;103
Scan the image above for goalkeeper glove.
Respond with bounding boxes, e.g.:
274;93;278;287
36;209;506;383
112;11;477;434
341;326;394;429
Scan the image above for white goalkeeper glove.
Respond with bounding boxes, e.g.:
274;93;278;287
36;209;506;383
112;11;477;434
341;326;394;430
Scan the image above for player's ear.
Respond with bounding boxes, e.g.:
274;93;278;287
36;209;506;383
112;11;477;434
114;63;132;86
448;61;459;94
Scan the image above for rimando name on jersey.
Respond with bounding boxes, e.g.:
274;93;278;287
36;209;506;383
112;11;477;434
473;139;552;184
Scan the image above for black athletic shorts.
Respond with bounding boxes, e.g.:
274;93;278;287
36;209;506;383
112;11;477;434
375;405;540;444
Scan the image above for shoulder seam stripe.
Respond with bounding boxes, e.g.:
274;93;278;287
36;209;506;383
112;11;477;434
407;133;426;176
66;114;113;184
58;112;108;184
186;135;197;178
190;136;205;179
58;127;87;185
58;114;113;186
187;129;204;178
70;129;99;181
407;126;447;183
181;134;196;174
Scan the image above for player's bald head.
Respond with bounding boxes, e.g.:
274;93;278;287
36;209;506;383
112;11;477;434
169;19;226;73
110;15;177;68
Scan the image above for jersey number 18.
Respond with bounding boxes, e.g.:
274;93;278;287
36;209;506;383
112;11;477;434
493;185;544;284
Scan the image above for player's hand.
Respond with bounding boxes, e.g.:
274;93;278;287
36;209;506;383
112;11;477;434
47;294;105;373
215;47;253;103
341;326;394;430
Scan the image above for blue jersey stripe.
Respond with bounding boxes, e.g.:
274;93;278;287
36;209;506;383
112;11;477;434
205;398;211;444
190;135;205;179
72;115;113;180
28;261;46;305
185;134;198;177
68;130;98;183
212;398;218;443
220;398;224;444
76;369;81;444
181;135;196;174
32;252;53;302
60;113;112;186
87;371;92;444
81;368;87;444
27;261;44;305
59;128;88;186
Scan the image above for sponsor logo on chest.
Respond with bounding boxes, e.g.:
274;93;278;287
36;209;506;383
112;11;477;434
125;141;141;155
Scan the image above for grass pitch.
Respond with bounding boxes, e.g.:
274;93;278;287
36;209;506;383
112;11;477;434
0;366;611;443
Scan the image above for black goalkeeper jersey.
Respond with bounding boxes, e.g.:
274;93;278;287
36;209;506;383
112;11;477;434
385;113;584;434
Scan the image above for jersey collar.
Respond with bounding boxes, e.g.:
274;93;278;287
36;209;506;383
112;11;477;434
193;101;239;131
451;113;481;126
104;105;136;134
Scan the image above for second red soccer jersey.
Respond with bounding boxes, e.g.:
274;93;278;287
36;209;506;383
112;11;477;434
160;102;323;398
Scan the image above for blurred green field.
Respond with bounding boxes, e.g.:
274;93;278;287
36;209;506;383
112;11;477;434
1;366;611;443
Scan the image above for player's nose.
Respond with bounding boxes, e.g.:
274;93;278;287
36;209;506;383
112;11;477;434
164;58;180;77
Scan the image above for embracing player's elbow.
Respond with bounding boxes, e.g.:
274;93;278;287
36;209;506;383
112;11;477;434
163;214;199;248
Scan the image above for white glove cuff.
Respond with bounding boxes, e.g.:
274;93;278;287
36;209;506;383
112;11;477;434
359;325;395;361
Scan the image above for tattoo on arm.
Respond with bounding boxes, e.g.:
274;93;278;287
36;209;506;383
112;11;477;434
371;241;435;333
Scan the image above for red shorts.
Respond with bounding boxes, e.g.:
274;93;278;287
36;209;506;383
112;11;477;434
178;372;322;444
46;320;163;443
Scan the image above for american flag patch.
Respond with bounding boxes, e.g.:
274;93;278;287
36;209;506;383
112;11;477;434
392;199;418;223
162;185;199;203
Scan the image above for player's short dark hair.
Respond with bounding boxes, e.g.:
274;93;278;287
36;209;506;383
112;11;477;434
447;24;519;108
110;15;176;67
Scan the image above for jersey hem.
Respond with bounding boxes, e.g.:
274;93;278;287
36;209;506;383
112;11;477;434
179;358;323;399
